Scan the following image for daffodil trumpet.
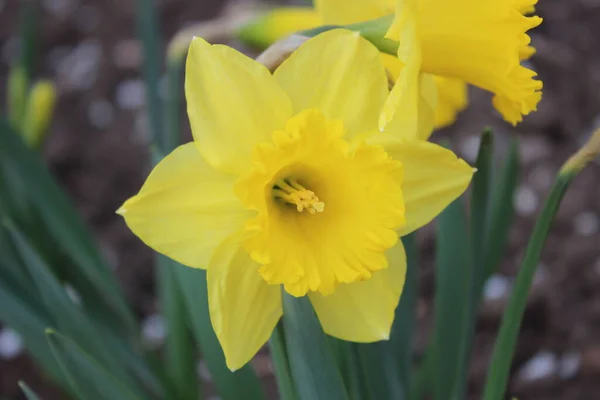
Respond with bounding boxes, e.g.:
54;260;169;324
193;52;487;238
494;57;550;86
118;29;474;371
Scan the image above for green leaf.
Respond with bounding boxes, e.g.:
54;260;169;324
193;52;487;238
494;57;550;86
391;233;419;396
483;171;576;400
353;233;419;400
19;382;42;400
452;130;494;400
282;294;349;400
0;119;135;334
6;66;28;130
270;323;298;400
357;342;404;400
164;57;184;153
410;345;434;400
485;138;520;277
0;275;62;381
18;2;38;80
470;129;494;273
433;198;471;400
301;16;397;56
173;264;266;400
136;0;164;150
3;220;155;399
328;340;365;400
157;256;199;400
46;330;142;400
0;228;40;304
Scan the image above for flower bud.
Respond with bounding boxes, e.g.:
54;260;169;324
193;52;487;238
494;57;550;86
22;81;57;148
560;128;600;176
236;8;321;50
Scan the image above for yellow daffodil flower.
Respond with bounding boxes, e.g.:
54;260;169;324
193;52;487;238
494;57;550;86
118;29;474;370
384;0;542;127
239;0;541;128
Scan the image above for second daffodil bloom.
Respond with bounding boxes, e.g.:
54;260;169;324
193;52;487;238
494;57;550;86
242;0;542;128
320;0;543;126
383;0;543;127
118;29;474;370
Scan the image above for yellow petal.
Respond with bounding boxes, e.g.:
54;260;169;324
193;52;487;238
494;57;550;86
380;0;421;139
185;37;293;175
382;139;474;236
207;232;282;371
412;0;542;125
417;73;437;140
309;240;406;342
273;29;388;138
380;56;443;139
117;143;251;269
238;8;323;49
381;52;403;81
314;0;394;25
433;76;469;129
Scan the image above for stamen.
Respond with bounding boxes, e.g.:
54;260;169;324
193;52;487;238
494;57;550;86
273;178;325;214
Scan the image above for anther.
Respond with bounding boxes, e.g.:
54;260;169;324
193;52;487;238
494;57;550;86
273;178;325;214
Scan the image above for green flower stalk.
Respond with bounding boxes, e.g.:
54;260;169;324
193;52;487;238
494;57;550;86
483;128;600;400
6;66;29;130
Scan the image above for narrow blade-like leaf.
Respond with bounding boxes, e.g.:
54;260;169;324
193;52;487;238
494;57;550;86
485;138;520;277
452;130;494;399
0;119;135;333
282;294;349;400
433;199;471;400
19;382;42;400
135;0;164;149
46;330;142;400
157;256;199;400
354;233;419;400
4;220;152;398
270;323;298;400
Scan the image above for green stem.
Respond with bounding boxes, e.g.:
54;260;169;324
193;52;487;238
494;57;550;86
165;57;184;153
136;0;164;149
482;171;575;400
301;15;398;56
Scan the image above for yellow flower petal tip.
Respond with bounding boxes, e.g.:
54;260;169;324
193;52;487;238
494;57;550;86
115;198;134;216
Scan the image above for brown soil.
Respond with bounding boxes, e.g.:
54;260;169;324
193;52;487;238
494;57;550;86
0;0;599;399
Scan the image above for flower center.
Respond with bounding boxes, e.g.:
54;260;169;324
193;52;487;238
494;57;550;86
272;178;325;214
